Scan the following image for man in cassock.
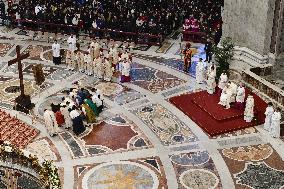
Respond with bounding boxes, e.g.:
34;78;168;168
52;40;61;65
204;38;213;63
43;109;59;136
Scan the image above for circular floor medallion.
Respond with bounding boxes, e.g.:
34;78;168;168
180;169;219;189
82;161;159;189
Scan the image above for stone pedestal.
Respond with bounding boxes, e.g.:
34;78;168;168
14;95;34;114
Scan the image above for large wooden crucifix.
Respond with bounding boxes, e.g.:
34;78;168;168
8;45;29;97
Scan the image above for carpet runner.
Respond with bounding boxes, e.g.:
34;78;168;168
0;109;39;148
169;90;267;136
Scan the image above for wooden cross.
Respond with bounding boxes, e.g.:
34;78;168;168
8;45;29;97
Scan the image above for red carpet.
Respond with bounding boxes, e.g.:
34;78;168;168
169;90;267;136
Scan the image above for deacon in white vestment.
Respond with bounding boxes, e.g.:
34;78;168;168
270;108;281;138
66;50;72;70
206;64;216;94
104;57;113;82
52;40;61;65
218;72;228;90
96;54;104;79
218;85;232;109
264;102;274;131
43;109;59;136
67;34;77;52
84;53;93;76
228;82;238;103
195;58;205;84
244;95;254;122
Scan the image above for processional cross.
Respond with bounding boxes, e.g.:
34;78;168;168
8;45;29;97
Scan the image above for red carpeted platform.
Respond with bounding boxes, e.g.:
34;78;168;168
169;90;267;136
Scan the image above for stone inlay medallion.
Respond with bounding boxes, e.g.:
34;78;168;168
82;161;159;189
180;169;219;189
95;82;124;96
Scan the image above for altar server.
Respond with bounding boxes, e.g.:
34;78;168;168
206;64;216;94
67;34;77;52
196;58;205;84
270;107;281;138
244;94;254;122
52;40;61;65
264;102;274;131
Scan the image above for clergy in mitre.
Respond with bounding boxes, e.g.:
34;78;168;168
244;94;254;122
235;83;246;110
218;72;228;96
206;64;216;94
67;34;77;52
270;107;281;138
264;102;274;131
52;39;61;65
43;109;59;136
218;84;232;109
196;58;205;84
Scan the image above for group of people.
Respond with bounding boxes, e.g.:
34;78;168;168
200;68;282;138
8;0;223;37
52;34;132;83
264;102;282;138
43;86;103;136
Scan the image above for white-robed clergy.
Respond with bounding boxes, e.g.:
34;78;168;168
66;50;72;70
218;84;232;109
67;34;76;52
218;72;228;90
76;51;85;72
270;108;281;138
60;105;72;129
228;81;238;103
244;95;254;122
93;41;101;59
52;40;61;65
96;54;104;79
104;57;113;82
43;109;59;136
236;83;245;103
264;102;274;131
84;52;93;76
206;64;216;94
120;59;131;82
195;58;205;84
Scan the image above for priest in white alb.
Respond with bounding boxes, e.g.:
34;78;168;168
264;102;274;131
244;94;254;122
67;34;77;52
52;40;61;65
270;107;281;138
43;109;59;136
206;64;216;94
195;58;205;84
120;58;131;83
235;82;245;107
218;72;228;96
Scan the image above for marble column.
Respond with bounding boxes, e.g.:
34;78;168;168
222;0;276;67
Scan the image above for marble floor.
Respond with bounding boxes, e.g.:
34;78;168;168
0;27;284;189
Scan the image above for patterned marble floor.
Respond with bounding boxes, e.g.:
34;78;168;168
0;27;283;189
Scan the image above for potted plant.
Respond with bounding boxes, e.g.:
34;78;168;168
213;37;235;79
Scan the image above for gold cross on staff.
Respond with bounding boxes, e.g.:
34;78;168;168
8;45;30;97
